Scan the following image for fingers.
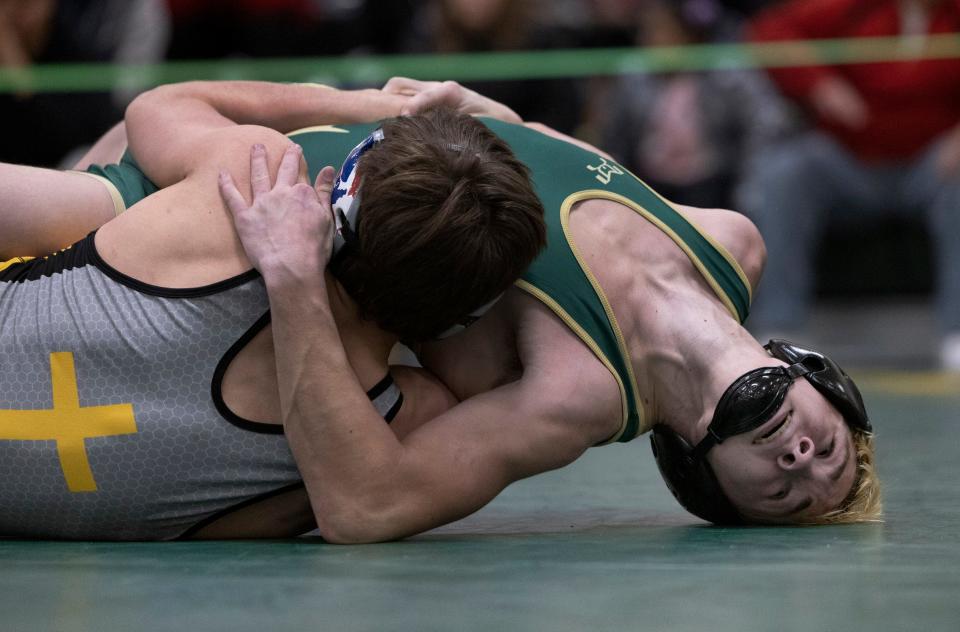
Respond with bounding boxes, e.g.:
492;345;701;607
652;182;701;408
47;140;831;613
218;170;248;218
249;144;271;198
383;76;433;96
276;143;302;188
400;81;462;116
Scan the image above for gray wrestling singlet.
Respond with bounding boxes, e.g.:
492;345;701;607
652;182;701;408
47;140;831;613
0;233;401;540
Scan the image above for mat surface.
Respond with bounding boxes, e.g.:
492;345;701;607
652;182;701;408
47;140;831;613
2;374;958;632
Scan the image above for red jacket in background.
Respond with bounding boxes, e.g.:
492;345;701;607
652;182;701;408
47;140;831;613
748;0;960;162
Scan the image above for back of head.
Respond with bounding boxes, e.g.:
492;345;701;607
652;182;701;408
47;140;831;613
330;107;546;341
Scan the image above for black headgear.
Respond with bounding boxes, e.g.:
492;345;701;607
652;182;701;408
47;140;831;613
649;339;872;524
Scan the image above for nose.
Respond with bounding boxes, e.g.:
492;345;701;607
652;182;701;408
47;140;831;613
777;436;814;470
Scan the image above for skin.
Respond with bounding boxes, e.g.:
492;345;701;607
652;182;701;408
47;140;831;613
706;374;857;522
220;80;860;541
4;79;859;539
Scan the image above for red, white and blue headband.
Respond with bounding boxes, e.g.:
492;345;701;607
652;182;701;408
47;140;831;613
331;128;385;257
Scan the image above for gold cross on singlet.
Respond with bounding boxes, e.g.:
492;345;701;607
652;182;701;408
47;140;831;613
0;352;137;492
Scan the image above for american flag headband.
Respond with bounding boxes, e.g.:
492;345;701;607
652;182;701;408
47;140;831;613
330;127;385;257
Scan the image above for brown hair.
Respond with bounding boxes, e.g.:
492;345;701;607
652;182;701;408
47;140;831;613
330;107;546;342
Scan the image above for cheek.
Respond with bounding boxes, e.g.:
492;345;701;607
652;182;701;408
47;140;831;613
710;444;757;485
709;443;777;500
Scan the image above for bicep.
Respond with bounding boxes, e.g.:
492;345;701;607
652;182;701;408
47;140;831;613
367;383;591;540
388;365;460;439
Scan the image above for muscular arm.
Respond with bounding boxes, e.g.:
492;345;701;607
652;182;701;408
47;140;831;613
220;154;605;543
267;271;596;543
0;164;117;260
0;121;130;259
2;81;408;257
125;81;408;187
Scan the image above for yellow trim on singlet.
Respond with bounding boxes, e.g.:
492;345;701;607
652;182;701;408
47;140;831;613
561;191;644;439
575;188;749;322
514;279;632;442
635;175;754;304
0;256;34;273
286;124;350;137
523;188;757;439
292;82;335;90
75;172;126;217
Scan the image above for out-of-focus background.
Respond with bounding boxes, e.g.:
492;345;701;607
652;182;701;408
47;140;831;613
2;0;959;372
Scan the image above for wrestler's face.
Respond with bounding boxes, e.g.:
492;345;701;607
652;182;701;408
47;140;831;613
706;380;858;522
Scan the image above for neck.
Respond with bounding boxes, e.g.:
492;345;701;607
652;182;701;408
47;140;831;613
326;271;398;378
643;317;778;446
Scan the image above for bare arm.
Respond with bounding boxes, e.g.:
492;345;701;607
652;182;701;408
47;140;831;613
124;81;409;188
266;274;591;543
218;147;599;544
0;164;117;259
2;81;407;257
0;119;132;259
385;78;615;160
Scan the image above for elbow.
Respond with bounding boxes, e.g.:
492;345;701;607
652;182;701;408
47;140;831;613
313;495;407;545
126;84;170;120
316;516;391;545
125;82;198;123
124;85;176;139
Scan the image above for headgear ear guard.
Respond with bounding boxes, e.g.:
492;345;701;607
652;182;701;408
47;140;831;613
330;128;385;261
327;127;503;340
650;339;871;524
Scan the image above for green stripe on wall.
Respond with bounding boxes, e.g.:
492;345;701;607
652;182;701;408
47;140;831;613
1;34;958;94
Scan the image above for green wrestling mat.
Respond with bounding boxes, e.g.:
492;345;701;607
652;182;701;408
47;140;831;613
2;373;959;632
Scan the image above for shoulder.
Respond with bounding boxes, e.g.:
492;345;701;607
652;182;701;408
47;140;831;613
676;204;767;293
510;290;625;445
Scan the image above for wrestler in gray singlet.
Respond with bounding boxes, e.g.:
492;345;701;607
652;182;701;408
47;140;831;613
0;235;401;540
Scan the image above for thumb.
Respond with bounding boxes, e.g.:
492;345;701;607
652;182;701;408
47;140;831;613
314;166;336;200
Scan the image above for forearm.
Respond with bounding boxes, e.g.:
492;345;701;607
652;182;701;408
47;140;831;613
264;273;410;541
148;81;409;132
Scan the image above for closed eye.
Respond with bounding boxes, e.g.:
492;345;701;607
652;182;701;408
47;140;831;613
817;439;836;458
757;410;793;442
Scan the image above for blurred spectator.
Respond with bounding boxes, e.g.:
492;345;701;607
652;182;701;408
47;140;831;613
402;0;584;133
717;0;779;18
166;0;419;58
601;0;790;208
0;0;170;167
740;0;960;369
580;0;644;47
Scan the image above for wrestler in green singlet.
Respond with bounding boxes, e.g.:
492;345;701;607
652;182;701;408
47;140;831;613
86;118;752;444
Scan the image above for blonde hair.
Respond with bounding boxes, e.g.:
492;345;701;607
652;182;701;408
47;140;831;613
816;430;882;524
